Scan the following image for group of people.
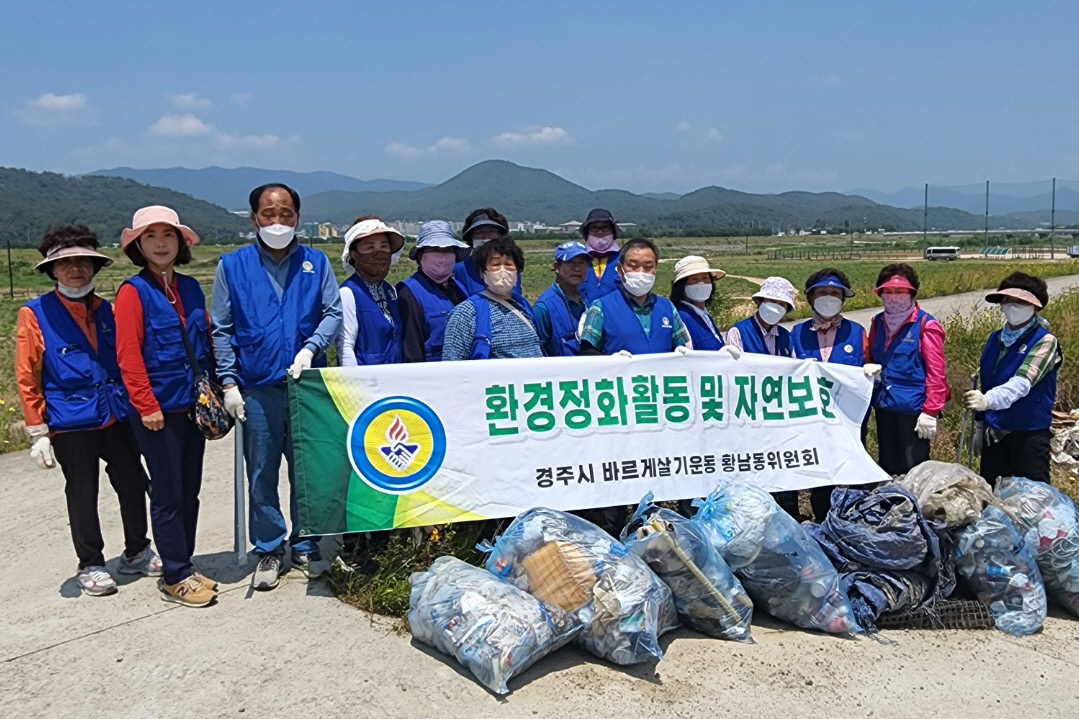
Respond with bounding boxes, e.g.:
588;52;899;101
16;190;1063;607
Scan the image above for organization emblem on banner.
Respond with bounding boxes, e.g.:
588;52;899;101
347;396;447;494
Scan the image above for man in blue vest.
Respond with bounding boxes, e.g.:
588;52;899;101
211;183;342;591
578;238;691;355
964;272;1061;485
397;221;469;362
579;208;624;300
534;241;592;356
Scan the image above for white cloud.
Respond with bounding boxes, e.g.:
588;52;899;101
676;121;692;132
429;136;472;153
704;127;723;142
146;113;297;152
169;93;212;110
384;141;425;159
150;113;214;138
491;126;571;148
384;136;473;159
16;92;97;126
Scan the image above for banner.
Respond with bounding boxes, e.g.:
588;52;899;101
291;353;889;535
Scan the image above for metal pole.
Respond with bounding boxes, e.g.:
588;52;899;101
984;180;990;248
6;237;13;299
1051;177;1057;259
233;420;248;566
923;182;928;245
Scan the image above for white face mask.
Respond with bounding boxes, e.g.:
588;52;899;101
684;283;712;303
758;301;787;325
472;239;490;250
622;271;656;297
57;280;95;299
258;223;296;249
813;296;843;318
484;268;517;295
1002;303;1036;327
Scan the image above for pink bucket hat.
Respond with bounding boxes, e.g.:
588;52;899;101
120;206;200;251
874;274;917;295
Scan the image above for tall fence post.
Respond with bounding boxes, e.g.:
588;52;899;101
1051;177;1057;260
6;237;13;299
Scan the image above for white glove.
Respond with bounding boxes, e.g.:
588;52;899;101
223;386;247;422
288;347;315;379
30;436;55;470
719;345;742;360
964;390;989;412
674;345;690;356
915;412;938;440
862;363;882;379
615;349;633;358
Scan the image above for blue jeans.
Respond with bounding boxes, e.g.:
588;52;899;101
242;383;318;556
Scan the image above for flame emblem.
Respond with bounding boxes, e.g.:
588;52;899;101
379;415;420;470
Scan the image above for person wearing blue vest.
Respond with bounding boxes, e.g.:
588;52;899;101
579;208;624;301
397;221;469;363
579;238;692;355
671;255;732;353
16;225;158;598
725;277;796;358
534;242;592;356
336;217;406;366
115;206;217;608
791;268;876;520
454;208;522;296
443;236;542;361
867;264;950;476
964;273;1061;485
211;183;343;591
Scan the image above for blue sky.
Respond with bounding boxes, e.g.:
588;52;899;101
4;1;1078;194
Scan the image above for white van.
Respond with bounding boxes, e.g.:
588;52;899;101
924;246;960;261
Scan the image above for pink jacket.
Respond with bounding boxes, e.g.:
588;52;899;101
867;304;950;416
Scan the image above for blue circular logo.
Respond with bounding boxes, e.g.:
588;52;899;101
347;396;447;494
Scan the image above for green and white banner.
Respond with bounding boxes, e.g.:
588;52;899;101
291;353;888;535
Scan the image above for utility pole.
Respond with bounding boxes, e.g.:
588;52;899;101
1050;177;1057;259
923;183;928;246
6;236;13;299
983;180;990;249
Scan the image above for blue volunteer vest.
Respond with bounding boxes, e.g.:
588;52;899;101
465;294;538;360
342;275;402;365
400;271;466;362
792;318;866;366
870;310;930;415
580;257;622;301
536;285;585;356
678;303;725;351
28;291;131;431
597;291;678;355
220;244;328;387
123;272;213;412
732;316;792;357
980;323;1060;431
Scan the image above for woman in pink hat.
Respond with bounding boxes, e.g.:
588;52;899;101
866;263;949;475
114;206;217;608
15;224;160;597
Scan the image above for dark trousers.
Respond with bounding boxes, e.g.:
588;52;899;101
980;429;1052;486
51;423;150;570
875;409;930;476
132;412;206;585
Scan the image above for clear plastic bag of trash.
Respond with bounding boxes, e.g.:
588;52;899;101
483;507;678;665
996;477;1079;618
408;556;582;694
692;481;861;634
895;460;997;528
954;505;1047;636
621;493;754;642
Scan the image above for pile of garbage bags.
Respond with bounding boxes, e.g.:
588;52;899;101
692;481;861;634
896;460;996;529
483;508;678;665
622;494;754;642
408;556;582;694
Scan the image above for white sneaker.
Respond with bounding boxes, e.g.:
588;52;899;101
77;567;118;596
117;547;163;577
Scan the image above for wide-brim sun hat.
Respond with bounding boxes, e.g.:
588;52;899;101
408;220;468;262
463;213;508;239
873;275;917;296
752;276;797;310
581;208;620;239
35;244;114;274
344;219;405;255
985;287;1044;309
120;205;200;251
673;255;726;284
806;275;855;299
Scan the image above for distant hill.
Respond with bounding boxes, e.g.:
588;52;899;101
303;159;1016;232
640;192;681;201
0;167;250;245
84;166;431;210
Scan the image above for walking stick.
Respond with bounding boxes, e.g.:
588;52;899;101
957;374;977;466
234;420;248;566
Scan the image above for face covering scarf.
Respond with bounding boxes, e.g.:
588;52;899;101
882;293;915;335
420;252;457;284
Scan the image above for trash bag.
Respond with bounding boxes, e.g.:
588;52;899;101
895;460;997;528
996;477;1079;618
692;481;861;634
483;508;678;665
408;556;582;694
621;493;754;642
954;505;1047;636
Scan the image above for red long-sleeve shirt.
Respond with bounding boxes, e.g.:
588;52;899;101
114;274;188;418
867;304;950;416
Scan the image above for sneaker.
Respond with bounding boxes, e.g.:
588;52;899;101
77;567;118;596
251;554;283;591
191;570;219;592
290;549;323;578
158;576;216;608
117;547;163;577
